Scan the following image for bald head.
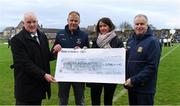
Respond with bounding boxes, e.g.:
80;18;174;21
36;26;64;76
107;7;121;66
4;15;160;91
23;12;37;22
23;12;38;33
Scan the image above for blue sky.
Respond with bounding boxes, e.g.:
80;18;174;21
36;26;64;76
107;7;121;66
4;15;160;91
0;0;180;31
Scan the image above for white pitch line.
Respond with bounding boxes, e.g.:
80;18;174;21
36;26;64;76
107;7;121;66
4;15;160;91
0;59;11;62
113;44;180;102
113;88;127;102
160;45;179;61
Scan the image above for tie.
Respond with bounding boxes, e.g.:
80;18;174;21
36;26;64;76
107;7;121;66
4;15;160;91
33;35;40;44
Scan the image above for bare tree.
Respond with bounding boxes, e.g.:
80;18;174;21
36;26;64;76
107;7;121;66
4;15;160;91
119;21;133;32
148;24;156;30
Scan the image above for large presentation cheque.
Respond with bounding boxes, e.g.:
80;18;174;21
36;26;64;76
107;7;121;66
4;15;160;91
54;48;126;84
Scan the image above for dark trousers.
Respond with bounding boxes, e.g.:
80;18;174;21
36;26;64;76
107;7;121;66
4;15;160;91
128;90;154;105
90;83;117;105
58;82;85;105
16;99;42;105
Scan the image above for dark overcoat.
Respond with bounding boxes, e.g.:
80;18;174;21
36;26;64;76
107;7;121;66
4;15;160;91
11;27;54;101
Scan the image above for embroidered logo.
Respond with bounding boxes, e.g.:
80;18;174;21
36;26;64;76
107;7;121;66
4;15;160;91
76;38;81;45
137;47;143;53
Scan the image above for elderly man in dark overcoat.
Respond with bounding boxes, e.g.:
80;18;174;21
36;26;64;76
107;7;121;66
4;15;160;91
11;12;60;105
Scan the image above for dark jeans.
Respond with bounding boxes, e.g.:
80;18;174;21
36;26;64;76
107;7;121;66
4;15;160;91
16;99;42;105
128;90;155;105
58;82;85;105
90;83;117;105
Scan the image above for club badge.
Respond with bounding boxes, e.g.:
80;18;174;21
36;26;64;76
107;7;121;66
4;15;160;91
76;38;81;45
137;47;143;53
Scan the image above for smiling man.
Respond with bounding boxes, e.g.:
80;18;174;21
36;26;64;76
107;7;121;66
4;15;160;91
53;11;89;105
10;12;57;105
124;14;161;105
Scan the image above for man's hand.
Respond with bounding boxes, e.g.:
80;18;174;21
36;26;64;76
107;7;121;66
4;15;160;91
74;46;81;49
124;78;133;87
44;73;56;83
53;44;62;53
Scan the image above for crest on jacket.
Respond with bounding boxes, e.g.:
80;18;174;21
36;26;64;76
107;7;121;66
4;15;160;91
76;38;81;45
137;47;143;53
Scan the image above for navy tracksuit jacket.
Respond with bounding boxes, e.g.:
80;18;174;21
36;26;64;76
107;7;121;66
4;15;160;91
126;28;161;94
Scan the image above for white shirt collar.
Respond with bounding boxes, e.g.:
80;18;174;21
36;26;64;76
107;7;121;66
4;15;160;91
31;32;38;37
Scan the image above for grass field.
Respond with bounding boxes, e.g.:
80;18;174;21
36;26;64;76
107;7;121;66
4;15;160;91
0;41;180;105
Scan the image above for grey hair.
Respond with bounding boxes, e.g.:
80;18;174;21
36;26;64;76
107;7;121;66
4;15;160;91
134;14;148;23
68;11;80;17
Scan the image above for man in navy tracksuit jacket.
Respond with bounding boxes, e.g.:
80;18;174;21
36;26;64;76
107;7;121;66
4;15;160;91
124;14;161;105
53;11;89;105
